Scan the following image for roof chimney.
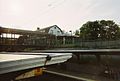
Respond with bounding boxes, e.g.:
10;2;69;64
37;27;40;30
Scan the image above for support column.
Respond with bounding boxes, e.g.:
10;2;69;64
74;53;80;63
14;34;15;45
63;37;66;45
6;33;8;45
1;34;3;44
11;33;12;45
95;54;101;63
72;37;74;44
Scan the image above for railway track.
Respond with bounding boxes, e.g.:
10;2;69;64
14;70;93;81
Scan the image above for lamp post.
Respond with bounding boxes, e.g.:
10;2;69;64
69;30;72;36
69;30;73;44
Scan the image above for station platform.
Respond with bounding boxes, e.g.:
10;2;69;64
0;52;72;74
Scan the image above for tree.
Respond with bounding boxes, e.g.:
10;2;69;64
75;30;80;36
80;20;120;40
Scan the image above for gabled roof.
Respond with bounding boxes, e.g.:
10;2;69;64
38;25;63;34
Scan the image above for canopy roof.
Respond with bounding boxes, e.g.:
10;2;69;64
0;27;49;35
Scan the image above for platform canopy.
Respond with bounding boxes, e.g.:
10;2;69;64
0;27;49;35
0;52;72;74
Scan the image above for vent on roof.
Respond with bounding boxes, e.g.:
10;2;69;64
37;27;40;30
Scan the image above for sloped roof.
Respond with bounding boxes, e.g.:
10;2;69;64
38;25;63;34
0;27;48;35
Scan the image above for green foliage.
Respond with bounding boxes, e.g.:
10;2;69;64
80;20;120;40
75;30;80;36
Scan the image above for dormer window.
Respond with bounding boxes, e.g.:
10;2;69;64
57;31;60;33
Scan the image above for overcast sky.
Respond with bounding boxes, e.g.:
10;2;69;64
0;0;120;32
